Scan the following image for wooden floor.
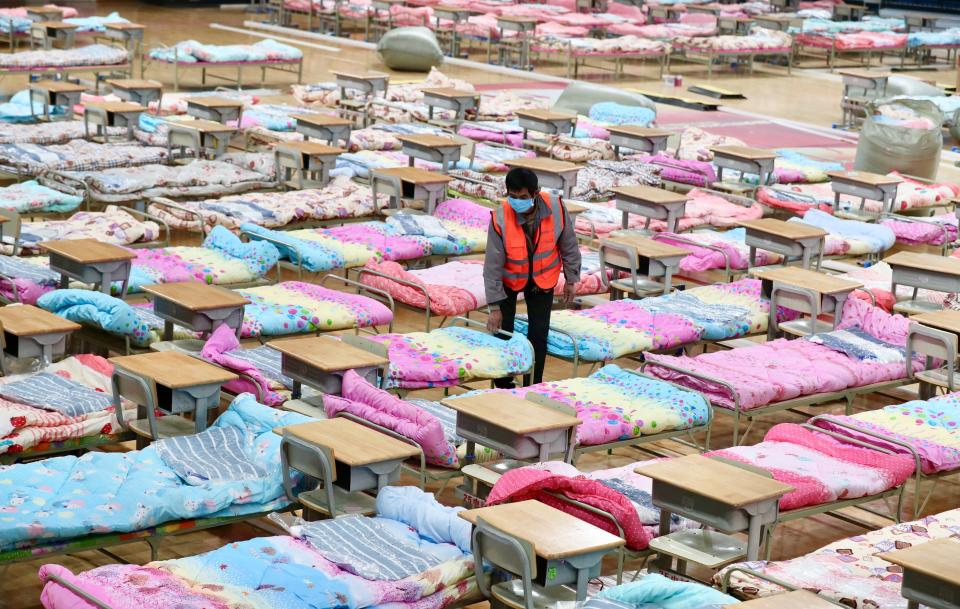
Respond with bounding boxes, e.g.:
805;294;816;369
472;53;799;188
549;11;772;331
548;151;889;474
3;2;960;607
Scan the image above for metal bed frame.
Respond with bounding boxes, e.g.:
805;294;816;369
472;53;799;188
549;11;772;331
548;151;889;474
793;35;906;72
672;44;793;77
530;42;670;79
141;44;303;91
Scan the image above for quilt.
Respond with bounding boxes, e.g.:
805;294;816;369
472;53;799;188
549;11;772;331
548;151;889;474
0;180;82;214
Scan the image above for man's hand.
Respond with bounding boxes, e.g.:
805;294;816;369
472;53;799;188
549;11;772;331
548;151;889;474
486;309;503;333
562;284;576;305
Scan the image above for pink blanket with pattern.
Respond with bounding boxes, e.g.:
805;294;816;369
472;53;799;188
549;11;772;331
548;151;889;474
646;299;919;411
708;424;916;511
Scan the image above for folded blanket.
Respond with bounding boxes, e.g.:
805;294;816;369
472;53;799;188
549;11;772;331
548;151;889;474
0;372;111;418
0;180;83;214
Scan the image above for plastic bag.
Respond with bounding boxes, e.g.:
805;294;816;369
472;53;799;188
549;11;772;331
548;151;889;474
376;26;443;71
854;99;943;180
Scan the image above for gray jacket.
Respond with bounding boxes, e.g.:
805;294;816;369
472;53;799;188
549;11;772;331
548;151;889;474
483;194;582;308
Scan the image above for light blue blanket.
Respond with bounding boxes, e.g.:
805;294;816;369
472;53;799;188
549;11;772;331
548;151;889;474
595;575;737;608
0;394;310;551
791;208;895;253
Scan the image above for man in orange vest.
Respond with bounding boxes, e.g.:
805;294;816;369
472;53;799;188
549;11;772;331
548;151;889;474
484;167;581;387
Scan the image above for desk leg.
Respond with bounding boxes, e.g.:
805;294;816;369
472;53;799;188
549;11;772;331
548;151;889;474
163;320;173;342
41;343;52;369
748;245;757;268
621;210;629;230
575;568;589;602
292;379;302;400
746;513;763;561
801;245;811;270
60;272;69;289
831;294;848;330
464;439;476;464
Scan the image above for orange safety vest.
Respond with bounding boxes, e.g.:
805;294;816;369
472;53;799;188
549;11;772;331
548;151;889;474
491;192;565;292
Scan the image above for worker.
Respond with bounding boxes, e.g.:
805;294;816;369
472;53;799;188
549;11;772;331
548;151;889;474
484;167;582;388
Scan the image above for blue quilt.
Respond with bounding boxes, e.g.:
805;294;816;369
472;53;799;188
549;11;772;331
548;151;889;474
595;575;737;609
0;394;310;551
0;372;112;417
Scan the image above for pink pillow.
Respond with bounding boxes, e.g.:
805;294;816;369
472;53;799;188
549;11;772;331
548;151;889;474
324;370;460;468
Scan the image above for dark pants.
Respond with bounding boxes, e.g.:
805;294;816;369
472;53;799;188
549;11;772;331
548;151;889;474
494;286;553;388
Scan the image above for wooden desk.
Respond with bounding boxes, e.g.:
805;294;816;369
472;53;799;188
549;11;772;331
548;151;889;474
371;166;453;214
887;252;960;315
40;239;135;297
606;126;672;157
642;455;793;564
31;21;78;49
83;101;146;141
270;335;389;397
494;16;538;70
26;6;65;21
142;282;249;340
879;539;960;609
333;70;390;98
276;141;343;188
601;234;690;297
276;418;420;491
166;119;238;159
726;591;840;609
515;108;577;139
711;146;778;187
752;15;803;31
826;170;901;217
185;96;244;124
106;78;162;107
0;304;80;369
421;87;479;126
740;218;827;270
111;350;237;437
718;16;754;35
754;267;863;338
613;185;687;233
913;309;960;335
648;5;682;20
294;113;353;146
504;157;581;199
28;80;87;120
443;392;581;462
834;2;865;21
397;134;463;173
460;500;624;600
433;5;477;55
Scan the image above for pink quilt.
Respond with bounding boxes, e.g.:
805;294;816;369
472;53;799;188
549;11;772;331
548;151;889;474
200;325;286;407
881;213;958;246
708;423;915;511
646;298;918;411
486;466;653;550
360;254;609;317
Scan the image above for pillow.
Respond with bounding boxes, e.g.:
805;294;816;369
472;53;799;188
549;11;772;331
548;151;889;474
376;27;443;71
324;370;459;467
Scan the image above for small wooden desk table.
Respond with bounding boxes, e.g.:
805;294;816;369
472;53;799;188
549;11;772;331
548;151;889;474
726;591;840;609
83;101;146;141
111;350;237;438
294;113;353;146
421;87;479;126
504;157;581;199
31;21;77;49
270;335;389;398
40;239;135;297
826;170;901;218
106;78;163;107
333;70;389;99
275;141;343;188
0;304;80;369
613;185;688;233
754;266;862;338
28;80;86;120
740;218;827;270
886;251;960;315
601;234;690;296
276;418;420;491
607;126;672;158
515;108;577;140
460;500;624;600
711;146;778;187
26;6;65;21
642;455;793;566
718;16;754;35
442;393;581;463
142;282;249;340
101;22;146;57
371;166;453;214
185;96;244;124
166;119;238;159
495;16;538;70
398;134;463;173
879;538;960;609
